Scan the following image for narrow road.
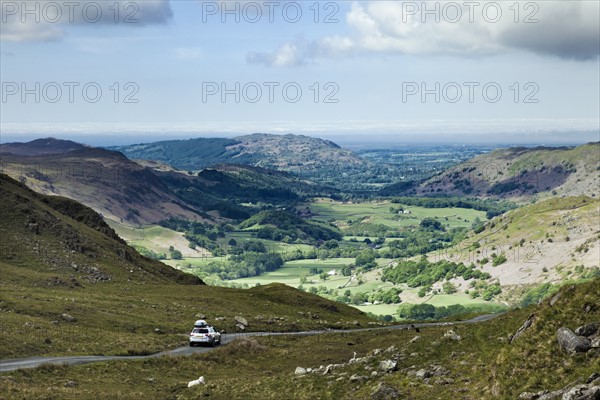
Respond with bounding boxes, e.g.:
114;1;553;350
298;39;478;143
0;313;502;373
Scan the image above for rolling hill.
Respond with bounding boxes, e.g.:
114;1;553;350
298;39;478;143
383;142;600;200
0;173;375;359
423;195;600;302
0;139;208;225
0;173;203;286
109;133;372;177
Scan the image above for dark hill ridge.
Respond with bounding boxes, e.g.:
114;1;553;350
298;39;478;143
1;137;339;224
0;137;87;156
0;140;208;225
0;173;203;286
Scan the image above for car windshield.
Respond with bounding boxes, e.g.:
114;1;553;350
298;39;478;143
192;328;209;334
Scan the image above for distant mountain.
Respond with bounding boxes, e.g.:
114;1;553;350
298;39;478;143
0;174;203;285
1;138;339;225
0;139;207;225
109;133;372;177
383;142;600;199
0;137;87;156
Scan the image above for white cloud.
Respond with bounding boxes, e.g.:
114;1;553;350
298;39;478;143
175;47;203;61
247;1;600;66
1;0;173;42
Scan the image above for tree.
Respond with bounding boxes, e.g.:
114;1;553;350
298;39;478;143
170;249;183;260
323;240;339;249
442;282;457;294
228;238;237;246
319;272;329;281
420;218;444;231
341;265;353;276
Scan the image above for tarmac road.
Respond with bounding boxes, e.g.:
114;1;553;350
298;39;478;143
0;313;502;373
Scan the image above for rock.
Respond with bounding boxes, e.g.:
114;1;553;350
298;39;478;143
443;330;461;341
44;338;52;344
370;348;382;356
430;365;450;376
64;380;78;388
510;314;537;343
371;371;378;377
557;328;591;354
215;317;225;321
384;345;397;353
575;323;599;337
61;313;76;323
295;367;307;375
550;292;562;306
583;303;597;314
379;360;397;373
322;365;333;375
410;336;420;343
234;316;248;327
586;373;600;384
349;374;368;382
590;337;600;348
416;369;432;379
187;376;205;387
195;314;206;319
235;323;246;330
561;384;600;400
370;382;401;400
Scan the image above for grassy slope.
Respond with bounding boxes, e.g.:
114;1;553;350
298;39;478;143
407;142;600;199
2;279;597;399
0;174;376;359
431;196;600;294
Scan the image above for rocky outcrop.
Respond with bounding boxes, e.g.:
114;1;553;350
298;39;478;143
575;323;599;337
510;314;537;343
370;382;401;400
519;373;600;400
557;328;592;354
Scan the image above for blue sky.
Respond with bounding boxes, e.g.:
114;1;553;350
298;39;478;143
1;1;599;145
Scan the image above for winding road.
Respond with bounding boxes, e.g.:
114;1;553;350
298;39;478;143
0;313;501;373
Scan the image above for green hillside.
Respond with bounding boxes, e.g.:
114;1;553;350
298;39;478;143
2;278;597;399
384;142;600;200
0;174;374;359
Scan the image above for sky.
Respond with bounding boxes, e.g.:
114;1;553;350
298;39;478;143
1;0;599;145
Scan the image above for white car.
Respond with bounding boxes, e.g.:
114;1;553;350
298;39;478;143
189;326;221;347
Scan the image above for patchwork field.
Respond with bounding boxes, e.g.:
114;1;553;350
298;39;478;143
305;199;487;230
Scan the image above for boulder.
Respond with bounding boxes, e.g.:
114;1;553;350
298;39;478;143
575;323;599;337
557;328;591;354
294;367;307;375
561;384;600;400
61;313;76;323
379;360;397;373
234;316;248;327
370;382;401;400
416;369;432;379
443;330;461;341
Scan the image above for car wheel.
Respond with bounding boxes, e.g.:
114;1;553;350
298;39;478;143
211;339;216;347
189;342;194;347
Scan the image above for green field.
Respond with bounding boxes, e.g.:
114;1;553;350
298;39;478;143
306;199;486;229
105;219;205;258
231;258;355;287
